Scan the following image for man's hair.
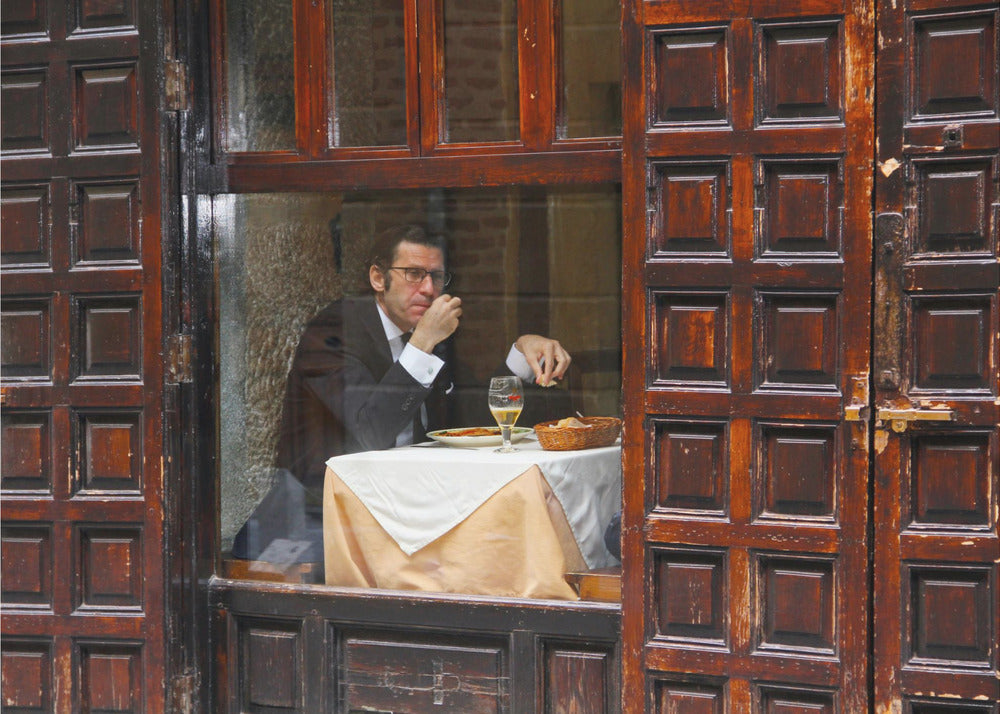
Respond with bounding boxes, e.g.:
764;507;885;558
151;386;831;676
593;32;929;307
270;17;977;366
369;224;447;274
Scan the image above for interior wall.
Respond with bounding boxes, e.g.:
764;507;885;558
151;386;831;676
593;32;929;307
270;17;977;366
548;188;622;417
217;194;346;547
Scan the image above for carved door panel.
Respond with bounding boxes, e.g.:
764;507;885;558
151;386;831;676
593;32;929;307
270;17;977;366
1;2;167;711
621;1;874;711
873;1;1000;710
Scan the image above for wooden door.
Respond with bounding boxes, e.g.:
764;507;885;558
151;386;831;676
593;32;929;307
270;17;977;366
873;0;1000;710
621;1;874;710
1;1;168;711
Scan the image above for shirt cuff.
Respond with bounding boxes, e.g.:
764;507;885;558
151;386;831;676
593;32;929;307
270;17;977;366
506;344;535;383
399;343;445;388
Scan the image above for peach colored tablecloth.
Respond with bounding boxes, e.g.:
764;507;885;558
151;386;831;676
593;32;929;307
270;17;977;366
323;464;589;599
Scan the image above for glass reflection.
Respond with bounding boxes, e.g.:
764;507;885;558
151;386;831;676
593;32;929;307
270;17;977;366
216;187;622;596
225;0;296;152
443;0;519;143
559;0;622;138
330;0;407;147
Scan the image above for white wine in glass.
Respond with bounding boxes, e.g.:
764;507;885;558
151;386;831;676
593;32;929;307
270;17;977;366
488;376;523;453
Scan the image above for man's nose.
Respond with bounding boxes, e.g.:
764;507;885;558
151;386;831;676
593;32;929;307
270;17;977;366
417;273;437;294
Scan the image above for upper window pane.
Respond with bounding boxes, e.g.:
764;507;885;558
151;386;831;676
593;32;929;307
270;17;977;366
559;0;621;138
329;0;407;147
443;0;520;143
225;0;296;151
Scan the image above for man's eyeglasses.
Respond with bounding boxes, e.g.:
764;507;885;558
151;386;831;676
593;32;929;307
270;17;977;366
387;267;452;288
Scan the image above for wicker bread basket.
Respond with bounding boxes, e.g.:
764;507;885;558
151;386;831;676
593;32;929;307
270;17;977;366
533;416;622;451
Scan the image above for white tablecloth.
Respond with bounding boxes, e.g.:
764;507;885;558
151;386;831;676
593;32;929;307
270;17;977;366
326;437;621;569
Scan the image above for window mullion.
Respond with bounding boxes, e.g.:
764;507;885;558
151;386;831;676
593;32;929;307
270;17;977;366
294;0;327;156
404;0;423;155
519;0;555;150
416;0;443;155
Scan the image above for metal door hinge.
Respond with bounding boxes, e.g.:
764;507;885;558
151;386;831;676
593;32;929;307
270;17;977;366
876;407;953;433
165;60;189;112
166;334;193;384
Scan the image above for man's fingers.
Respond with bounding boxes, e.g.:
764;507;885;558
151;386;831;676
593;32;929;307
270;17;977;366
514;334;573;386
411;295;464;352
539;341;573;384
550;347;570;380
521;341;548;384
522;350;543;382
428;295;462;326
538;344;557;384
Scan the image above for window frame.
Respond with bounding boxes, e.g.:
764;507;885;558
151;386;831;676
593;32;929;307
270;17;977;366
210;0;622;168
200;0;626;607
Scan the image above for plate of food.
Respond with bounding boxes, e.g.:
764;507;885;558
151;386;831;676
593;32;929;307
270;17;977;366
426;426;533;447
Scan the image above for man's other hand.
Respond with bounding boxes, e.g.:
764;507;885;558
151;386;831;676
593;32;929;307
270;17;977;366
514;334;571;386
409;294;462;353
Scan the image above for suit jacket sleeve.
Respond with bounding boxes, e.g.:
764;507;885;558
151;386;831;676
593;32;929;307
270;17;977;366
298;299;438;453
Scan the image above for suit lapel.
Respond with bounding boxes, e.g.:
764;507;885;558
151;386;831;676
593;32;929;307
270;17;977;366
349;296;394;379
350;296;453;434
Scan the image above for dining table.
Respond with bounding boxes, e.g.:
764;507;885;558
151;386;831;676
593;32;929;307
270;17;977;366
322;434;621;600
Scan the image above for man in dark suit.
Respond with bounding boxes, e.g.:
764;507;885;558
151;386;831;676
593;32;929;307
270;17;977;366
275;224;572;498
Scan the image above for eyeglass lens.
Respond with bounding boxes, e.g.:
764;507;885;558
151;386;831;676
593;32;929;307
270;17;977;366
392;267;451;287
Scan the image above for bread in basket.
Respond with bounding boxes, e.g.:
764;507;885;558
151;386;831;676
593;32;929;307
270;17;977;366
533;416;622;451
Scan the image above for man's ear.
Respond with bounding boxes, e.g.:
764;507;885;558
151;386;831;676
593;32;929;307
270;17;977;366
369;265;385;293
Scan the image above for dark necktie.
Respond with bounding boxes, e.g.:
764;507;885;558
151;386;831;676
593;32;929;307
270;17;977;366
399;332;426;442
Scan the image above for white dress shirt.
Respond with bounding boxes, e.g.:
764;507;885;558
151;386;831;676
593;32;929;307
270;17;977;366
374;301;535;446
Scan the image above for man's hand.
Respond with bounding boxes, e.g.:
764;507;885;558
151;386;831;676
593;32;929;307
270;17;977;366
409;294;462;353
514;334;571;386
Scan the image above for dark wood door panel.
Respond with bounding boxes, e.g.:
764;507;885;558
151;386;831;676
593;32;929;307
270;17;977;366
874;0;1000;710
904;154;997;258
623;1;874;711
909;293;996;394
904;6;996;125
340;633;508;713
1;1;166;711
212;583;621;714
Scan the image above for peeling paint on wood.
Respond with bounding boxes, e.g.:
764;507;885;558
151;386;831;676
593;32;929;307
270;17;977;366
875;429;890;454
879;158;901;177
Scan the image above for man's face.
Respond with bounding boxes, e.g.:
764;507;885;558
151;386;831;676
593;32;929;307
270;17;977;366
370;241;445;332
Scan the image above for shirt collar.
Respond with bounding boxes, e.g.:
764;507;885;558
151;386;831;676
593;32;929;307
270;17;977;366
375;298;407;343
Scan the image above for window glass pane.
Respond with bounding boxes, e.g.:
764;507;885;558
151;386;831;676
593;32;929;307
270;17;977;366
330;0;407;147
225;0;296;151
559;0;621;138
216;187;622;597
443;0;519;143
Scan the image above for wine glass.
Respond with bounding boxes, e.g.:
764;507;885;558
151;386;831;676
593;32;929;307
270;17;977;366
488;376;523;453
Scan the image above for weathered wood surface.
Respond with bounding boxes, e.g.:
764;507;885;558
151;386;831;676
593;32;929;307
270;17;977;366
1;0;168;711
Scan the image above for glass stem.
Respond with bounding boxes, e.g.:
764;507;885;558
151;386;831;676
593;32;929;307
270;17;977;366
501;425;511;450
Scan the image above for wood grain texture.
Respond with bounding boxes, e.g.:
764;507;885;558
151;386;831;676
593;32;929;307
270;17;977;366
0;0;166;709
622;1;875;711
873;2;1000;708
